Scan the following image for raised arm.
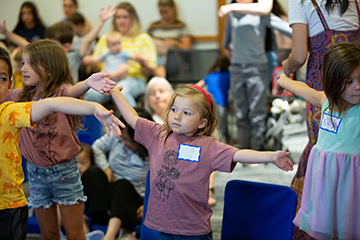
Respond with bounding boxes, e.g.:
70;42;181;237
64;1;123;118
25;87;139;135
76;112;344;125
31;97;124;137
218;0;273;17
276;74;327;108
66;72;116;97
79;5;116;57
110;86;139;129
0;20;29;47
233;149;293;172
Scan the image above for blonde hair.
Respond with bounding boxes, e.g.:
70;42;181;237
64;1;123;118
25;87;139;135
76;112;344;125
106;31;122;41
158;0;179;22
144;77;174;114
112;2;142;38
19;39;81;130
19;39;73;102
162;85;217;137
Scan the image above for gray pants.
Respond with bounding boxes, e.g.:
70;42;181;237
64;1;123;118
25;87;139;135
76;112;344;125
230;63;268;150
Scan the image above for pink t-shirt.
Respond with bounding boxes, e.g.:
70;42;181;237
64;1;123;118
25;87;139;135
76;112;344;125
5;85;80;167
135;118;238;236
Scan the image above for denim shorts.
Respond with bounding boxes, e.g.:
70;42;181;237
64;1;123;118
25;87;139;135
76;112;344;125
27;158;87;209
159;231;213;240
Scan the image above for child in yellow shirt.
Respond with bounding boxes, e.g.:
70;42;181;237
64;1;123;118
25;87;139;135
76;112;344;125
11;48;23;89
0;47;123;239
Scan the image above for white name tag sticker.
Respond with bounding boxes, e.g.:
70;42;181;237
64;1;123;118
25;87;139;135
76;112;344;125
320;113;342;134
177;143;201;162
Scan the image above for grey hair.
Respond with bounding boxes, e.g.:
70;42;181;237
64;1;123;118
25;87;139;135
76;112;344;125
144;76;174;114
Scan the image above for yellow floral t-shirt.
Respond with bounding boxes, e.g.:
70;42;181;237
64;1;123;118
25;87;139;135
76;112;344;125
0;101;35;210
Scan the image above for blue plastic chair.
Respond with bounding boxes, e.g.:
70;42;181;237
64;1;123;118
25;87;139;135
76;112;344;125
27;209;41;234
81;115;103;141
221;179;297;240
140;171;159;240
76;131;95;146
21;155;28;182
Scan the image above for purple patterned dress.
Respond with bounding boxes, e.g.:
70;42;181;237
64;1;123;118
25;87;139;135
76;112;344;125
290;0;360;239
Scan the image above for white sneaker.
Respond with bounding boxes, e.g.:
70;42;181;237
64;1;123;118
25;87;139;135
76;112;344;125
117;231;135;240
86;230;105;240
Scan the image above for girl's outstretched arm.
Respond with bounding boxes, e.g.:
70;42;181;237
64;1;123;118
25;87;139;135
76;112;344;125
233;150;294;172
110;86;139;129
31;97;125;137
218;0;273;17
276;74;327;108
66;72;116;97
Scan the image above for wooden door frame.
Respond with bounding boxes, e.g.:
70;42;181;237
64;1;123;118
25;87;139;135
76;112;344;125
217;0;226;49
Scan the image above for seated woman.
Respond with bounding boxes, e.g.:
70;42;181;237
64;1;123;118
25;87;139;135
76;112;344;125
144;76;174;124
61;0;91;35
148;0;192;78
12;1;46;43
85;2;157;107
80;107;152;240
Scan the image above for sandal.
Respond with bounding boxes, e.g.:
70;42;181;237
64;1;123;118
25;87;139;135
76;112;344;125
208;188;216;207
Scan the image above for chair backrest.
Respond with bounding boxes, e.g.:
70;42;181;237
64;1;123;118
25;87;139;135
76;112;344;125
221;180;297;240
80;115;103;141
165;48;221;84
140;171;159;240
76;131;95;146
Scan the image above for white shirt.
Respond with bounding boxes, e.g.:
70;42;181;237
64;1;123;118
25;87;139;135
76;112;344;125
289;0;359;37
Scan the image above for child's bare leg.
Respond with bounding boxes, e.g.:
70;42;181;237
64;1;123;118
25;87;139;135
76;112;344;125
34;204;61;240
104;217;122;240
208;171;216;207
83;215;90;234
59;201;86;240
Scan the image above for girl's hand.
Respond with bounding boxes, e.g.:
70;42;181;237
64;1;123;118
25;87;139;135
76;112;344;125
94;105;125;138
276;74;287;95
100;5;116;22
111;85;123;93
87;72;117;94
0;20;7;34
272;151;293;172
